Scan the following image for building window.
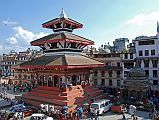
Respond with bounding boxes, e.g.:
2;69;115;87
109;71;112;77
117;80;120;87
130;53;133;59
145;50;149;56
145;70;149;77
101;71;105;77
144;60;149;68
94;71;98;77
94;79;98;85
24;75;27;79
151;50;155;56
18;74;22;79
153;80;158;85
152;60;158;67
138;40;155;45
106;62;111;66
139;51;143;56
31;74;34;79
28;76;30;79
124;53;128;59
124;62;134;69
124;71;129;77
117;63;120;67
101;79;105;86
117;71;120;78
109;79;112;86
153;70;158;78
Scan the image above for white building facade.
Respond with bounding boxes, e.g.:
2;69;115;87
133;35;159;91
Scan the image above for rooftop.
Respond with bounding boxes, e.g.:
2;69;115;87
31;32;94;46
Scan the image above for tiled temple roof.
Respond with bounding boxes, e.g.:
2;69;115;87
31;32;94;45
17;54;104;69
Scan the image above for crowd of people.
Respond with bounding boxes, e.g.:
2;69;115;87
1;81;159;119
38;104;88;120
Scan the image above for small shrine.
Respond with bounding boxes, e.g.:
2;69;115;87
13;9;105;111
123;66;150;102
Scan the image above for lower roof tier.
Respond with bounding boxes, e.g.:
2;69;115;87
31;32;94;46
15;54;104;69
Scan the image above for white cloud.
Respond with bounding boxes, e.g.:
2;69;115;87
14;26;38;43
1;20;18;26
9;26;48;45
0;45;3;51
125;11;159;25
4;26;48;53
7;37;17;45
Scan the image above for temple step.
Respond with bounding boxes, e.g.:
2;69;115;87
37;86;61;91
33;89;61;95
75;90;103;104
23;94;70;106
23;85;105;111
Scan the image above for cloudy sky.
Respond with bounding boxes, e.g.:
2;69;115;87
0;0;159;54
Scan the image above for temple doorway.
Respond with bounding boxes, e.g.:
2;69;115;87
72;75;77;86
54;75;59;87
48;76;53;87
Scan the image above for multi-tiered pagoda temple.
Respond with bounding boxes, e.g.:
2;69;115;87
13;10;105;111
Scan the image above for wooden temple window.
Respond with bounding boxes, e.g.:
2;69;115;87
94;79;98;86
38;75;43;86
108;71;112;77
94;71;98;77
101;79;105;86
43;75;47;86
18;74;22;79
109;79;112;86
28;76;30;79
15;75;17;79
23;75;27;79
101;71;105;77
31;74;34;79
48;76;53;87
38;79;43;86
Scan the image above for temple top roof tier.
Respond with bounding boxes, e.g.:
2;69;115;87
31;32;94;54
31;9;93;54
31;32;94;46
42;9;83;32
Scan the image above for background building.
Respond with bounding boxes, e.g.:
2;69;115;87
122;52;136;80
1;48;43;78
91;53;123;94
113;38;129;53
133;35;159;91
